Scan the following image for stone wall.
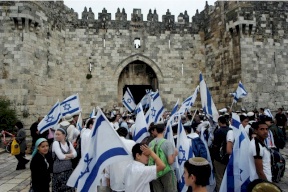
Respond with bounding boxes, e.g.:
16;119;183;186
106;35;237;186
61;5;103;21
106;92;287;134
0;1;288;127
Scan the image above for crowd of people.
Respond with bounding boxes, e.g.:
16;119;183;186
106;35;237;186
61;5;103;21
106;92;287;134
11;106;287;192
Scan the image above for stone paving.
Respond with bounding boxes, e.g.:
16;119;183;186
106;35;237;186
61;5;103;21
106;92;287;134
0;146;288;192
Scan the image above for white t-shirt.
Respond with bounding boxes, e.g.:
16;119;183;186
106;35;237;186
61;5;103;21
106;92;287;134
105;137;135;191
226;129;234;143
248;138;272;182
52;140;77;160
124;161;157;192
67;124;80;143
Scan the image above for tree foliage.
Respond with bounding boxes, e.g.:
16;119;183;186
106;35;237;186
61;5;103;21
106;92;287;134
0;97;17;132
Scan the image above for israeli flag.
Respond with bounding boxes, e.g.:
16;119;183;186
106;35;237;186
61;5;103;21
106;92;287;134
176;117;192;192
177;86;199;115
67;107;132;191
122;87;136;112
145;90;165;125
133;105;149;143
199;126;216;192
76;113;83;131
220;113;250;192
37;101;62;134
89;108;96;118
171;99;179;117
138;91;152;110
60;94;81;116
264;108;273;118
232;81;248;103
199;73;219;122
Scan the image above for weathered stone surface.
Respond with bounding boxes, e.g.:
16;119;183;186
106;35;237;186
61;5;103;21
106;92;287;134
0;1;288;127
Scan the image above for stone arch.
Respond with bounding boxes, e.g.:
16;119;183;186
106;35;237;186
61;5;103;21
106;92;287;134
114;53;163;82
115;54;163;105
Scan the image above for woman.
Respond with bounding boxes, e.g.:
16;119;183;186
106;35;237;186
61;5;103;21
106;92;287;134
52;128;77;192
30;138;51;192
183;157;211;192
15;121;29;170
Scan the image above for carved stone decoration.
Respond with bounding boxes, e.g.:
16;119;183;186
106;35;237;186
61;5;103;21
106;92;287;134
82;7;88;20
87;7;95;21
98;8;111;29
162;9;175;31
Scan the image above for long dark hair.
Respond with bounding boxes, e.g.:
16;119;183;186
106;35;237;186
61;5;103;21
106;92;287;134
15;121;24;129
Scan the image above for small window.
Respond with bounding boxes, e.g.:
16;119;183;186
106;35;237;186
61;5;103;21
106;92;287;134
134;38;141;49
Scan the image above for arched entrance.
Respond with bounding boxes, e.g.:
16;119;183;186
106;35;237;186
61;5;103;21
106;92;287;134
118;60;158;105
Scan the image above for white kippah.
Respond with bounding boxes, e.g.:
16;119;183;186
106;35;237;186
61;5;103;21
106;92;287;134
188;157;209;166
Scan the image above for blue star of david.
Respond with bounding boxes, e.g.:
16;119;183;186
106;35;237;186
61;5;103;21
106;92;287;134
63;103;71;111
79;154;93;179
239;169;243;181
45;115;54;123
178;146;186;164
127;98;132;103
151;107;156;117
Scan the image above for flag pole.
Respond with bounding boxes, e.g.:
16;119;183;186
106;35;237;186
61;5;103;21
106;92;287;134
191;109;198;122
230;100;234;111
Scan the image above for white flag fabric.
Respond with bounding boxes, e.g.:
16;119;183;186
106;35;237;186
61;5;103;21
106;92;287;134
220;113;250;192
145;90;165;126
199;73;219;122
122;87;136;112
133;105;149;143
67;108;132;191
76;113;83;131
232;81;248;103
177;86;199;115
264;109;273;118
61;94;81;116
138;91;153;110
170;99;179;117
37;101;62;134
176;118;192;192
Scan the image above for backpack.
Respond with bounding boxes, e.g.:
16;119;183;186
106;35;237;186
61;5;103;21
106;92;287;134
148;139;171;178
217;128;232;165
71;135;81;169
274;126;286;149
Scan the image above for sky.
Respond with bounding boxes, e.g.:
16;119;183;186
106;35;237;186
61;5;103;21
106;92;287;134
64;0;216;21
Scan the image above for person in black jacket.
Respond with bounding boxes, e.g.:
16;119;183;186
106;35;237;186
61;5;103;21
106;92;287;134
30;138;51;192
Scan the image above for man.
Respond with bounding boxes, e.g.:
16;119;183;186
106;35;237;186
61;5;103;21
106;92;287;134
248;121;272;181
81;118;94;157
148;123;178;192
264;117;285;150
29;117;43;152
65;114;80;143
240;115;251;138
124;143;165;192
274;108;287;139
105;128;136;192
258;108;266;121
211;116;233;191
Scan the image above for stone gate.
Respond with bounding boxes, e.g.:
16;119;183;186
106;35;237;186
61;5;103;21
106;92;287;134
0;1;288;125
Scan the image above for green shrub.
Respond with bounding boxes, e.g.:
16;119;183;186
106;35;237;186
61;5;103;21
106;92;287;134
0;97;17;132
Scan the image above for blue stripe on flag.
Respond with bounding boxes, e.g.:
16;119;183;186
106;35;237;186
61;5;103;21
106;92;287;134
226;152;234;191
127;89;135;103
199;73;203;81
39;113;61;133
62;107;80;116
241;177;250;192
239;83;247;95
133;127;147;142
146;115;150;124
232;118;241;129
81;147;129;192
61;96;77;105
122;99;133;112
154;107;164;123
92;114;105;137
153;92;160;100
239;132;245;148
